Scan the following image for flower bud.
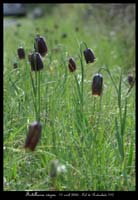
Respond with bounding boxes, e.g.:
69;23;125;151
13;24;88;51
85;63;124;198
128;74;135;86
75;27;79;32
30;52;44;71
68;57;76;72
34;35;48;57
92;73;103;96
24;121;42;151
61;33;67;38
83;48;96;64
17;47;25;59
13;62;18;69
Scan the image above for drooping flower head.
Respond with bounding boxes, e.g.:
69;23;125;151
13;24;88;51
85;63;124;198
128;74;135;87
92;73;103;96
83;48;96;64
24;121;42;151
30;52;44;71
17;47;25;59
34;35;48;57
68;57;76;72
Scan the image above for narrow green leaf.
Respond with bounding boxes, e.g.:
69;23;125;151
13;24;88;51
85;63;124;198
127;136;134;174
115;117;124;160
121;98;128;137
118;73;122;110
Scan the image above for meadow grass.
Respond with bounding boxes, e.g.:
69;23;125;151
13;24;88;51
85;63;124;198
4;4;135;191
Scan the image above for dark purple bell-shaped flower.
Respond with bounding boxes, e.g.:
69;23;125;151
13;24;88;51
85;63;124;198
68;58;76;72
92;73;103;96
34;35;48;57
83;48;96;64
24;121;42;151
30;52;44;71
17;47;25;59
128;74;135;86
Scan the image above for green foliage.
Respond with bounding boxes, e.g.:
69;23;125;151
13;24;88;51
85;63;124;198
4;4;135;191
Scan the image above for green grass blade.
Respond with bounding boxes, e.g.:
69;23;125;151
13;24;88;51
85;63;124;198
121;98;128;137
127;135;134;174
118;73;122;109
115;117;124;161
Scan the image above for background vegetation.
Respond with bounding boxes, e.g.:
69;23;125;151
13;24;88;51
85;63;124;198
4;3;135;191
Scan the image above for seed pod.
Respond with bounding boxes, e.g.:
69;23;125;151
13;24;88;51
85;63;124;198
24;121;42;151
17;47;25;59
92;73;103;96
34;35;48;57
68;57;76;72
30;52;44;71
128;74;135;86
83;48;96;64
